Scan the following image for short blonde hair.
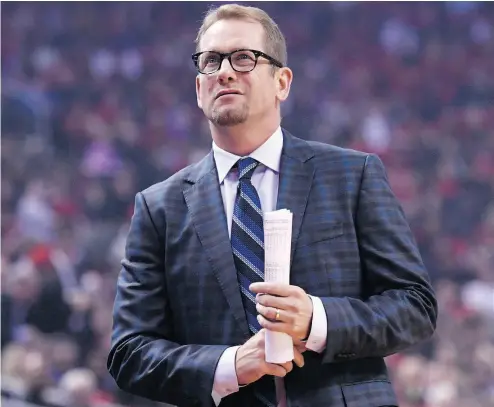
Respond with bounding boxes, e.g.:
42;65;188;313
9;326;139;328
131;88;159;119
195;4;287;66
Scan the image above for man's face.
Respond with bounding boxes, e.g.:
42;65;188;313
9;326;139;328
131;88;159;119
195;19;285;127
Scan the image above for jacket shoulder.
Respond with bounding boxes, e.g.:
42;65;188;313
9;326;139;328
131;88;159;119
138;159;203;210
302;139;373;176
307;139;369;161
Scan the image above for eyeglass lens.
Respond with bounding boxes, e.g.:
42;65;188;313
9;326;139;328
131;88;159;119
197;50;257;73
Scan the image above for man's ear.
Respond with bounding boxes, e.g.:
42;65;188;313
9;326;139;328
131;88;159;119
276;67;293;102
196;75;203;109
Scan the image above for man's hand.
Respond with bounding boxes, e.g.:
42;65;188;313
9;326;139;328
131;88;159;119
250;283;313;345
235;329;305;386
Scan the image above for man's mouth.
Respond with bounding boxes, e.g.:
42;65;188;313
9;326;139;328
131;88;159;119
215;90;242;99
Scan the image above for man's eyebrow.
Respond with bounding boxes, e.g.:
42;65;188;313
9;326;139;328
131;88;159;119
201;47;254;53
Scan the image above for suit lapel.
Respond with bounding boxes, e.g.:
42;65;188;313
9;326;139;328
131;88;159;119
276;130;315;265
183;153;250;339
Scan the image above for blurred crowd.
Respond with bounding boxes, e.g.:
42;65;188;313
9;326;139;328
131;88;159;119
1;2;494;407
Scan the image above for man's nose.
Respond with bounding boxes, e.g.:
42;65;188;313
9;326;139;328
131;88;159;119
216;58;237;82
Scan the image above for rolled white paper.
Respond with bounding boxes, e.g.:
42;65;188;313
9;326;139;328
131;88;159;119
263;210;294;364
265;331;294;364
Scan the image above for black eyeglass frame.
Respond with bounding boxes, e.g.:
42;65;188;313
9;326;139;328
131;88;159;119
191;48;284;74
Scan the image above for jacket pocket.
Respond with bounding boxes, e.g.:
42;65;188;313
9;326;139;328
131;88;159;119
297;221;344;247
341;380;398;407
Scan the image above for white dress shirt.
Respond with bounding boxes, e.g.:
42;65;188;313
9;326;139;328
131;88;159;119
211;127;328;406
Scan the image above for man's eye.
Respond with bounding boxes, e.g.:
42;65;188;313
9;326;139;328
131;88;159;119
235;53;252;60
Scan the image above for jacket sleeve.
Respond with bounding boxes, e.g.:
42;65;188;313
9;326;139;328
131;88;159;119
107;192;228;406
321;154;438;364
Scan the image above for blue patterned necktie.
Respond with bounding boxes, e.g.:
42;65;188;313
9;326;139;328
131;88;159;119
231;157;277;407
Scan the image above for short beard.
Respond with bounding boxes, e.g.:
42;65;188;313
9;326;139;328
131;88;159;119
209;105;248;127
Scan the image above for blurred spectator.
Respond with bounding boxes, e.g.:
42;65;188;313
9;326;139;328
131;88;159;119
1;2;494;407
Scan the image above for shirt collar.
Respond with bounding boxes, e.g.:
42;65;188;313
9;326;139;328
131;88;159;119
212;126;283;183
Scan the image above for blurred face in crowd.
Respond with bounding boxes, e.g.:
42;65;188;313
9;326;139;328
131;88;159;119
195;18;292;129
52;339;79;372
9;267;40;302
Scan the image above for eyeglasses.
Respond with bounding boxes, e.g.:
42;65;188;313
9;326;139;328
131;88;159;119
191;49;283;75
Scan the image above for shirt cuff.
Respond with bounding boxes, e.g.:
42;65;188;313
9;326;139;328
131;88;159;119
211;346;241;406
304;295;327;353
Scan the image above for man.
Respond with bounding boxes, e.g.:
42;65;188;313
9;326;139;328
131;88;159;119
107;4;437;407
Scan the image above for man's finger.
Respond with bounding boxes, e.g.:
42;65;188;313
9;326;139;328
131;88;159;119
255;328;267;339
265;361;292;377
279;361;293;374
250;282;293;297
256;294;296;313
257;315;289;333
293;347;305;368
256;303;294;323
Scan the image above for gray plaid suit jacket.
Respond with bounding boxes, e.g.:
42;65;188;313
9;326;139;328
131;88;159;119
108;130;437;407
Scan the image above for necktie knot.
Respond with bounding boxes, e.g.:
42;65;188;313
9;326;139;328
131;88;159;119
237;157;259;181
